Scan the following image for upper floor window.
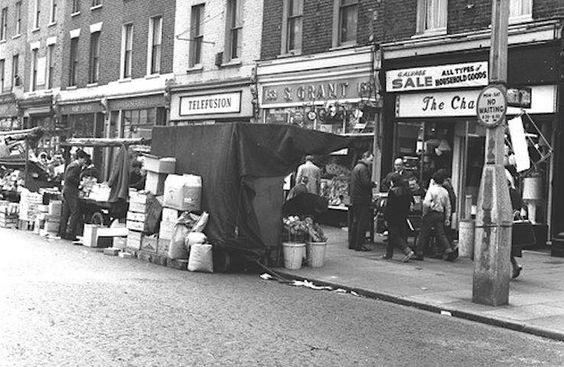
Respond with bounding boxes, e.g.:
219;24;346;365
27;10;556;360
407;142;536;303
69;37;79;86
121;24;133;78
72;0;80;14
225;0;243;62
334;0;358;47
509;0;532;23
189;4;205;67
0;59;5;92
0;7;7;41
47;44;55;88
91;0;102;8
50;0;57;23
12;54;19;90
34;0;41;29
15;2;22;34
89;32;100;83
282;0;303;54
31;49;39;91
416;0;447;35
148;16;162;74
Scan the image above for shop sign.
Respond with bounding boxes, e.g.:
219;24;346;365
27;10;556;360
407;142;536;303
386;62;488;92
179;92;241;116
261;77;374;106
60;102;104;115
506;87;532;109
396;90;480;118
476;85;507;128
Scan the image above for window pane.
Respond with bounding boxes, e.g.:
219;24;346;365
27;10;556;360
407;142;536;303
340;4;358;44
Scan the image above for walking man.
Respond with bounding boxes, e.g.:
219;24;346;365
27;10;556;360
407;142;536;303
296;155;321;195
381;157;415;192
59;149;89;241
413;170;456;261
349;151;376;251
383;173;414;262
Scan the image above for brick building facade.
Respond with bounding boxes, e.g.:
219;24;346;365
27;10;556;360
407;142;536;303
168;0;264;124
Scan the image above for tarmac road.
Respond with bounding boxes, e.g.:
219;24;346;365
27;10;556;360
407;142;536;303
1;228;564;367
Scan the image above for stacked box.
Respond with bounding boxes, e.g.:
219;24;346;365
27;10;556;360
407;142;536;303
127;192;147;232
18;190;43;222
141;235;158;253
0;202;18;228
45;200;62;235
127;230;143;250
158;220;176;240
145;171;167;195
143;155;175;195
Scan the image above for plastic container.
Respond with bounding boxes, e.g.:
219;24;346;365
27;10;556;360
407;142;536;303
282;242;305;270
306;241;327;267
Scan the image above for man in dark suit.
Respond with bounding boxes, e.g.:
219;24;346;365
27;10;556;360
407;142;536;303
349;151;376;251
59;149;89;241
381;157;416;192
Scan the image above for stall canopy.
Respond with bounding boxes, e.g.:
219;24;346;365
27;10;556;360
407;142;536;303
151;123;349;259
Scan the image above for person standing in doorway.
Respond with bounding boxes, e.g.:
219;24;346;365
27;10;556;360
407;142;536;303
413;170;456;261
296;155;321;195
383;173;415;262
59;149;89;241
349;151;376;251
381;157;416;192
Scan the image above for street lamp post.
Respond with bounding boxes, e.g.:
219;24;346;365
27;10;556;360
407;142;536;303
472;0;513;306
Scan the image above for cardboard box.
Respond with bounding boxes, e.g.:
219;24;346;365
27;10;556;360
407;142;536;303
128;202;146;213
129;191;148;204
143;155;176;174
127;230;143;250
126;211;146;222
141;235;158;253
163;174;201;211
145;171;167;195
162;207;180;222
157;238;171;256
159;220;176;240
126;220;144;231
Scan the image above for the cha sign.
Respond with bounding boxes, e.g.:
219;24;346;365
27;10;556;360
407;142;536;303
476;85;507;128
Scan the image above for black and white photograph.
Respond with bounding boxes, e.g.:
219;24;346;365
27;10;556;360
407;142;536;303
1;0;564;365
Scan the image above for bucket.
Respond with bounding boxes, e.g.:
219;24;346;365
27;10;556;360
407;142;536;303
458;220;475;259
307;241;327;267
282;242;305;270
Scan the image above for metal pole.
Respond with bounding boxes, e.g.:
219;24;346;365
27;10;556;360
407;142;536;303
472;0;513;306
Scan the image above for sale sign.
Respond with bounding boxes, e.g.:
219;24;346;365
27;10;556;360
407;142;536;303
386;62;488;92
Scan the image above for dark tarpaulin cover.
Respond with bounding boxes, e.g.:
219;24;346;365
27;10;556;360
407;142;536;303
151;123;348;259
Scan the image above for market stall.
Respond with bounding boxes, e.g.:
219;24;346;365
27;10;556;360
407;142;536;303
150;123;349;267
61;137;149;226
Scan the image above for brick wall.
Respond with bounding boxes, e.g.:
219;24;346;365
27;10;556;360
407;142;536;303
0;0;28;93
261;0;382;60
60;0;176;89
173;0;263;85
382;0;564;43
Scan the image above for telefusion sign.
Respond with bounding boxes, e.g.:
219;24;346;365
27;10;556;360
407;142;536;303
386;62;488;92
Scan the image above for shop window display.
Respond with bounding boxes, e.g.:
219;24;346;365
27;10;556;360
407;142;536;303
393;121;454;189
264;103;376;208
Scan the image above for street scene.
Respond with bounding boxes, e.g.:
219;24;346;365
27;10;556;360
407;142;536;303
0;0;564;366
2;229;564;366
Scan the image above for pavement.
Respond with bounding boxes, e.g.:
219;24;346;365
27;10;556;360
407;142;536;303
275;226;564;342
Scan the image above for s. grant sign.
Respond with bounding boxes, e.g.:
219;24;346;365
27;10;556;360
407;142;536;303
179;92;242;116
386;62;488;92
261;77;374;106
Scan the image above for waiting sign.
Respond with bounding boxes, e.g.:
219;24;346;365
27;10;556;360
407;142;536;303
386;62;488;92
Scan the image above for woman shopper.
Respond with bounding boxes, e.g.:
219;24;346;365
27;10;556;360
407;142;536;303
382;173;414;262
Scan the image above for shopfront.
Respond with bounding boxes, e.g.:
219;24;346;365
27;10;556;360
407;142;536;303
169;78;254;125
257;46;381;215
383;51;559;247
0;94;22;132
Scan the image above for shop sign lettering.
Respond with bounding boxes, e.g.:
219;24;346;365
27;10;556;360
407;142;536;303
179;92;242;116
261;77;374;106
396;90;481;118
386;62;488;92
